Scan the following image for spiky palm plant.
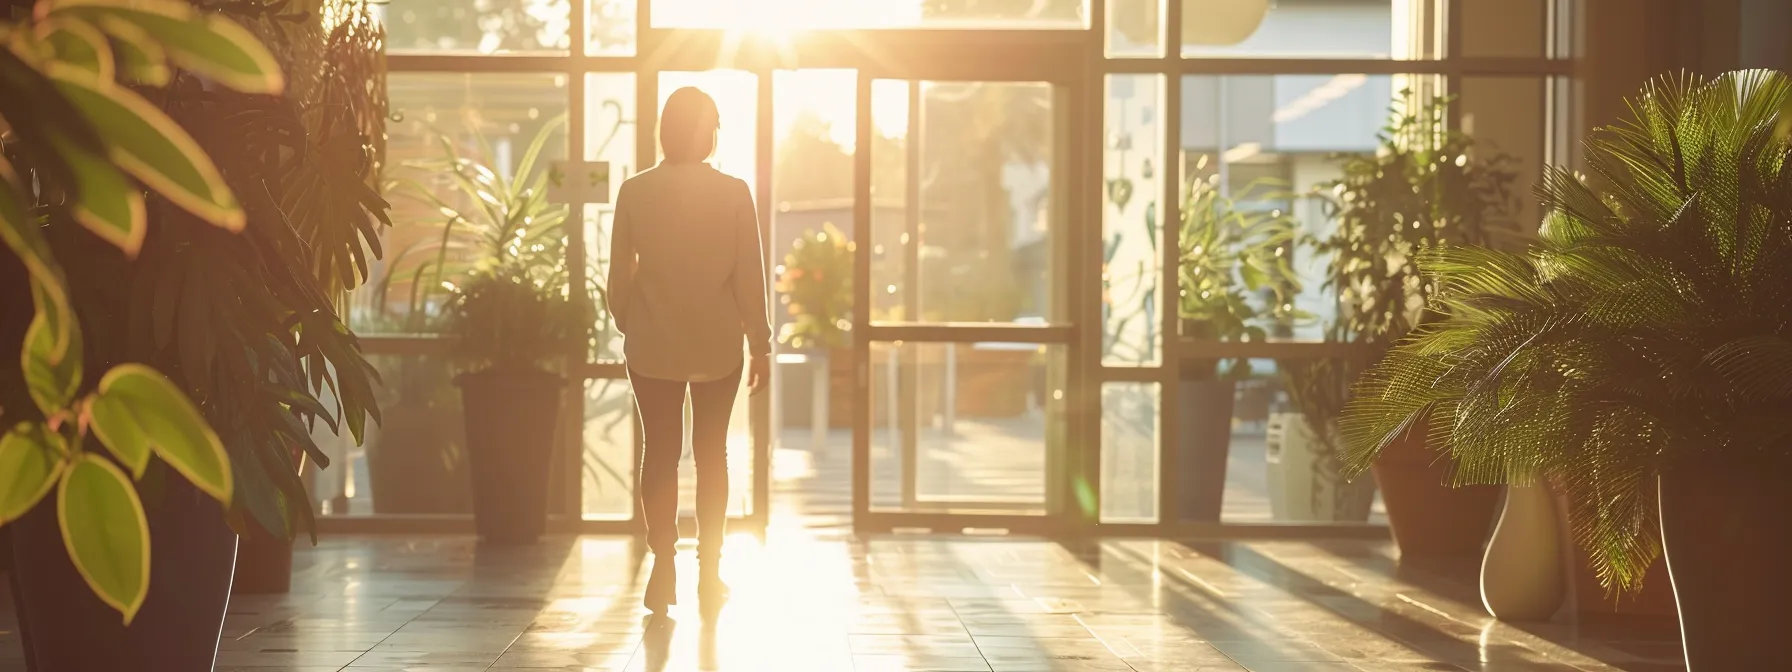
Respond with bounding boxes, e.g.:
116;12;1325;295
1339;70;1792;592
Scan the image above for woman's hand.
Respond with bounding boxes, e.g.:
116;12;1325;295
747;354;770;395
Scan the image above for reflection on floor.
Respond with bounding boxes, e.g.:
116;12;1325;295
0;534;1683;671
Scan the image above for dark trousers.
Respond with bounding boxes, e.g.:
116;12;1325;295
629;366;741;560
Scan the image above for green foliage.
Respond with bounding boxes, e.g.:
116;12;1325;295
0;423;65;524
1177;169;1303;376
379;114;575;332
777;222;853;350
57;453;149;624
1311;91;1520;348
446;263;594;371
1280;91;1520;456
89;363;233;499
1339;70;1792;593
0;0;388;622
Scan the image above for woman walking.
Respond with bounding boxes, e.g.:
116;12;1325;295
607;86;772;614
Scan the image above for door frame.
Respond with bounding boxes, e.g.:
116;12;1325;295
845;64;1093;535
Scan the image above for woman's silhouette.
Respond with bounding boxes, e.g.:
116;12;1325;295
607;86;771;614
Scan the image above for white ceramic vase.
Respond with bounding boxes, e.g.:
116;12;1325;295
1480;483;1566;621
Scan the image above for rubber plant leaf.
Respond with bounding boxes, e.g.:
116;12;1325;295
0;165;73;362
0;423;67;524
51;0;284;94
49;133;147;256
23;279;83;416
90;364;233;504
48;67;245;231
93;15;171;86
40;16;115;80
57;453;151;625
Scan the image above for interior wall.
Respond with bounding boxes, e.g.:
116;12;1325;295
1573;0;1791;169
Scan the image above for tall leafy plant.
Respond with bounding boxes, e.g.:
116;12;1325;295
446;262;594;372
377;114;573;332
0;0;385;621
1339;70;1792;591
1178;169;1303;376
1281;92;1519;468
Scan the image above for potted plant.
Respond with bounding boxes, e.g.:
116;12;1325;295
1;0;384;666
1303;91;1518;556
446;262;592;544
1339;70;1792;669
1176;170;1302;521
775;222;853;429
370;116;573;513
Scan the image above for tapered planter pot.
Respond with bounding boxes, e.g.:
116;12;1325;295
1480;484;1565;621
1658;459;1792;670
232;532;295;595
9;476;237;670
1177;377;1236;522
457;367;565;545
1371;424;1500;559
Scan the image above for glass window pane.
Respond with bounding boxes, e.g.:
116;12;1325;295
582;378;636;519
770;70;858;501
588;0;639;56
1177;74;1415;342
1102;75;1164;366
308;355;471;516
376;0;571;54
871;80;1061;324
1101;382;1159;524
1107;0;1162;58
353;73;570;334
1459;77;1546;236
584;73;638;362
1170;361;1384;524
650;0;1084;29
1181;0;1437;60
870;343;1065;515
1459;0;1545;58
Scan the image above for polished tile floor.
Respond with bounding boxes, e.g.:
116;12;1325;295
0;532;1683;671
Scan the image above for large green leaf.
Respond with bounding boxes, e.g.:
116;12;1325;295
41;17;114;80
92;364;232;504
23;279;83;417
85;392;150;480
93;15;171;86
53;0;283;94
0;167;71;362
0;423;67;524
57;454;150;625
49;133;147;256
48;69;244;231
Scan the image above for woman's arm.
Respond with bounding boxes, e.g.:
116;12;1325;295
731;179;772;361
606;183;636;335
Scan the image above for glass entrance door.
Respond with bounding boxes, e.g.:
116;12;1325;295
851;77;1082;534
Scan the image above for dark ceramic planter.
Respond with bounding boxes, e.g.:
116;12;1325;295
1372;426;1500;559
231;532;295;595
369;397;471;515
9;476;237;671
1548;484;1677;622
1658;459;1792;670
1177;378;1236;522
457;367;565;545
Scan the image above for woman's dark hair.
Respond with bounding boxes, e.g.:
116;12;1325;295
659;86;720;163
